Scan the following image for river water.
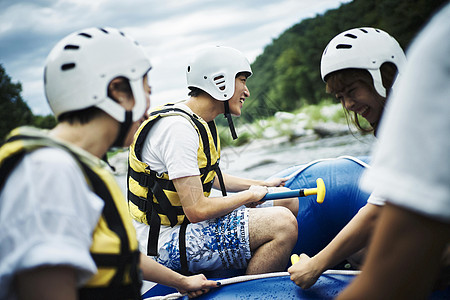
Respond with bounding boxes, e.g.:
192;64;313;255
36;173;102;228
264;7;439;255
218;133;375;180
113;132;376;193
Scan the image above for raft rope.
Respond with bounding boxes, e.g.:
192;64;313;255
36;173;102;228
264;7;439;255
143;269;361;300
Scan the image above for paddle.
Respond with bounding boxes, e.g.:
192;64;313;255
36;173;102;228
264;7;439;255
262;178;326;204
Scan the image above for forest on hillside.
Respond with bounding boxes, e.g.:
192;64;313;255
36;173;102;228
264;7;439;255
0;65;56;141
231;0;447;126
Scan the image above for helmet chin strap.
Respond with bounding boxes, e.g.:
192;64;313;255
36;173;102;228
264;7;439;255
223;100;238;140
102;111;132;172
112;110;133;147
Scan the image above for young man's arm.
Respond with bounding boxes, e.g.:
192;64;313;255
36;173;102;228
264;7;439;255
173;175;267;223
140;253;217;297
15;266;77;300
289;203;381;289
337;203;450;299
213;173;287;192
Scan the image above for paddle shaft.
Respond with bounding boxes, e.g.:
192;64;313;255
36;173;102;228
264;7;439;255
262;188;318;200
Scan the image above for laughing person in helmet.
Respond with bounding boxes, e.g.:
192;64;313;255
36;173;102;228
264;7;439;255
128;46;298;276
289;27;408;288
338;5;450;298
0;27;216;300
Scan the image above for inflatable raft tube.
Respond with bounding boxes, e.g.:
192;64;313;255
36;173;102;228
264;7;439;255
143;270;450;299
277;156;371;257
143;272;356;299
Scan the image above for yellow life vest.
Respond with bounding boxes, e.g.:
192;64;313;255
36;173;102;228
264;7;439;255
127;103;226;264
0;127;142;300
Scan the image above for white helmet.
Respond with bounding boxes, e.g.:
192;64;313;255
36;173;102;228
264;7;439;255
320;27;406;97
44;27;152;122
186;46;252;101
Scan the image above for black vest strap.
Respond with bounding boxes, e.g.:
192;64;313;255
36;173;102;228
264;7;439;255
147;207;162;256
150;178;178;227
178;218;190;275
0;150;25;191
79;163;132;287
215;165;227;197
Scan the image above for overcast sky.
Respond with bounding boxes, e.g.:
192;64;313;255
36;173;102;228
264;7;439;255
0;0;350;116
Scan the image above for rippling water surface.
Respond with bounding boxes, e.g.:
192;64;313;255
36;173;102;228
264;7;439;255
219;133;375;180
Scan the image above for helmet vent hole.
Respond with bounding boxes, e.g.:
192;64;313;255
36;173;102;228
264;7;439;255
344;33;357;39
99;28;109;34
64;44;79;50
78;33;92;38
213;75;226;91
204;76;207;79
187;66;191;72
61;63;76;71
359;28;368;33
336;44;352;49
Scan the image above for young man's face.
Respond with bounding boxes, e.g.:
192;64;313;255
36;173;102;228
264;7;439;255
228;74;250;116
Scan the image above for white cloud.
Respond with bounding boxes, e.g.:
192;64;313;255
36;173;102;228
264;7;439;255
0;0;350;115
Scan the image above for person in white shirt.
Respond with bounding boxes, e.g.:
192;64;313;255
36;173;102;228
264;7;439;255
289;27;407;288
128;46;298;275
338;4;450;299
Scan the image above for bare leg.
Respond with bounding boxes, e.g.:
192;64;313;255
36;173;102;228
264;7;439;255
273;197;299;216
246;207;298;274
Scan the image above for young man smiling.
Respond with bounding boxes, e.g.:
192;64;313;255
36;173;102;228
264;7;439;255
128;46;298;276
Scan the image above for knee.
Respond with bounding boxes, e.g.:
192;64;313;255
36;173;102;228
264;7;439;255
271;207;298;239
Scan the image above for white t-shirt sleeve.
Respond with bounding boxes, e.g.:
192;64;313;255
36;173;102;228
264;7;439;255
366;191;386;206
142;115;200;180
360;5;450;223
0;148;104;297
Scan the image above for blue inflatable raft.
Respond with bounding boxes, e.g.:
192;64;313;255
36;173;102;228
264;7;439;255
142;156;450;299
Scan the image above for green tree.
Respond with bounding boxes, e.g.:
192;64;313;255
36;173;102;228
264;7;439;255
0;65;56;142
0;64;33;141
33;114;57;130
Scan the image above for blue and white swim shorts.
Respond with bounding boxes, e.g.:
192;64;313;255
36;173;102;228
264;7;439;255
155;207;251;273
